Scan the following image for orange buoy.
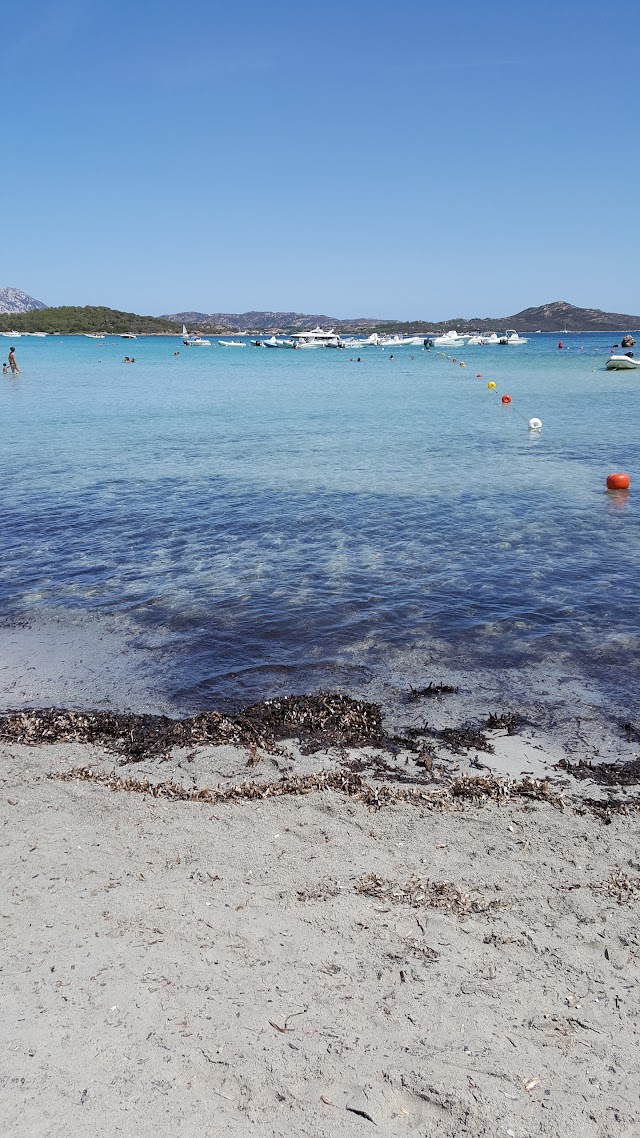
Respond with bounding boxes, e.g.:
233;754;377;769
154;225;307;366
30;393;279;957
476;374;483;378
501;394;512;404
606;472;630;491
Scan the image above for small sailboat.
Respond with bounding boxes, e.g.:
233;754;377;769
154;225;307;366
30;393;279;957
182;324;211;346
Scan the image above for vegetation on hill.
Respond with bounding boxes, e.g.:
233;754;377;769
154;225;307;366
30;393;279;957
0;307;181;335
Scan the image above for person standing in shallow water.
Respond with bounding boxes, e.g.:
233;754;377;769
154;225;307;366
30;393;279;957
8;347;19;374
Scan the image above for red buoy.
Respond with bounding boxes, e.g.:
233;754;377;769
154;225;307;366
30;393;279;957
501;394;512;404
558;341;564;349
606;472;630;491
476;374;483;378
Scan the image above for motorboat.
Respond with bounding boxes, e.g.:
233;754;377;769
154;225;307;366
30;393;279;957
499;329;528;345
341;332;381;348
85;333;105;339
379;334;425;347
182;324;211;346
218;339;246;347
466;332;501;346
289;327;343;348
432;330;466;348
261;336;296;348
0;331;21;337
606;354;640;370
121;332;137;339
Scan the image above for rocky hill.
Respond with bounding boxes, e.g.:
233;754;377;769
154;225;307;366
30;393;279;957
162;301;640;335
0;287;47;315
162;310;380;334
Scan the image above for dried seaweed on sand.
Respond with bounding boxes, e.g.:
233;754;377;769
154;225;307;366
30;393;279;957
355;872;508;915
557;757;640;787
406;682;458;702
50;766;563;812
0;694;384;760
591;868;640;904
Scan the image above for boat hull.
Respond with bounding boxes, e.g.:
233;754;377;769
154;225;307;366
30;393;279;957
606;355;640;370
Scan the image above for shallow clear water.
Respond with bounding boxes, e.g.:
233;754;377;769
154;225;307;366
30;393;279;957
1;332;639;717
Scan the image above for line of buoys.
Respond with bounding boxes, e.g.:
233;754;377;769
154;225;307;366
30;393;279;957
606;472;630;491
438;351;542;431
436;350;630;492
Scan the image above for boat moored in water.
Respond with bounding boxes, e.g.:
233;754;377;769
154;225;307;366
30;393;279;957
182;324;211;346
290;327;343;348
606;354;640;370
218;339;246;347
432;330;466;348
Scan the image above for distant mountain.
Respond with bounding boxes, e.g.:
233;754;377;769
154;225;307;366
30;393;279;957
500;301;640;333
0;306;181;335
161;301;640;334
0;287;47;315
161;310;380;333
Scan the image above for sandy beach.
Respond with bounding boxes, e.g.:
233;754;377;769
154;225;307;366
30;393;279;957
2;708;639;1138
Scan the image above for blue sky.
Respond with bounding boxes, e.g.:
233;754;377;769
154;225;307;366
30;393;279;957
4;0;638;318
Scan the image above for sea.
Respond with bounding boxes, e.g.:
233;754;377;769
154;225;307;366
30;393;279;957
1;331;639;740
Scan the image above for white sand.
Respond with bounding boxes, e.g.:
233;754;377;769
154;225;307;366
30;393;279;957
1;736;639;1137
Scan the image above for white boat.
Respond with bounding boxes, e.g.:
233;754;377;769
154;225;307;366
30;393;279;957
341;333;381;348
432;330;466;348
182;324;211;347
290;326;343;348
0;331;21;338
261;336;296;348
218;339;246;347
85;333;105;339
121;332;137;339
28;331;47;337
606;354;640;370
499;329;528;345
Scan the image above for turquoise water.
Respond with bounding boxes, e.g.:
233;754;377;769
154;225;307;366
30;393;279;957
1;332;639;716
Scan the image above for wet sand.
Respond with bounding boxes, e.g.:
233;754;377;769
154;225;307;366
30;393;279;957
1;726;639;1137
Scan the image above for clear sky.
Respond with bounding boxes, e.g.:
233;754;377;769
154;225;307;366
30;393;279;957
4;0;638;319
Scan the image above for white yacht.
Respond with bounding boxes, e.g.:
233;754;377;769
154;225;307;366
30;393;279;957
290;326;343;348
121;332;137;340
85;333;105;339
182;324;211;346
499;329;528;345
0;331;21;338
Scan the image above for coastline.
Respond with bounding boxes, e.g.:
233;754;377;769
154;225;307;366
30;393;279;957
2;725;639;1137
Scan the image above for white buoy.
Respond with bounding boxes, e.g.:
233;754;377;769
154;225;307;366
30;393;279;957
528;417;542;431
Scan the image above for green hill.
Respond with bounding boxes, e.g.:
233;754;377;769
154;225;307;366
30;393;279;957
0;306;181;335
